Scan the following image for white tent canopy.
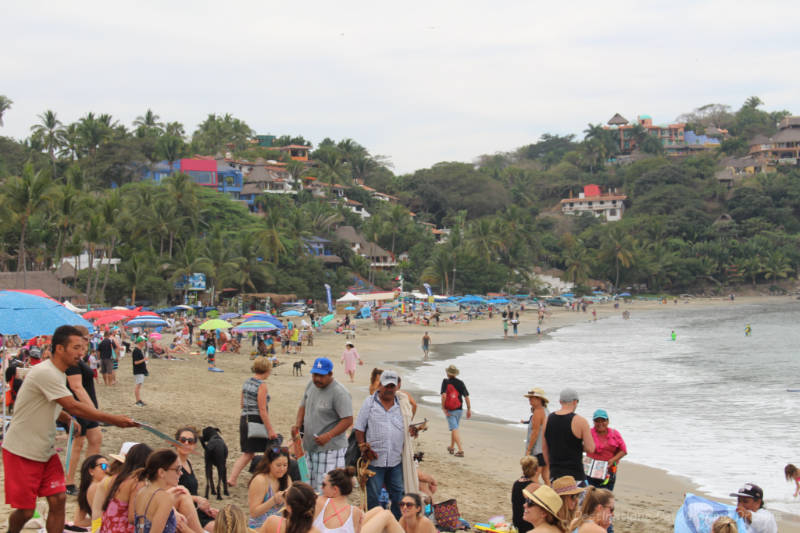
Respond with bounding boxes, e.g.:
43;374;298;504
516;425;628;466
336;292;361;303
337;291;396;303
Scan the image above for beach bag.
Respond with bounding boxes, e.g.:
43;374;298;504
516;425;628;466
444;384;461;410
247;421;269;440
433;499;461;531
345;431;360;468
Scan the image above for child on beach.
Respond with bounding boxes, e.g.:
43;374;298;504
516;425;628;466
785;464;800;497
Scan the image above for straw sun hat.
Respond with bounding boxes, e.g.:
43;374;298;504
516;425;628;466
522;485;563;519
523;388;549;405
445;364;459;376
551;475;586;496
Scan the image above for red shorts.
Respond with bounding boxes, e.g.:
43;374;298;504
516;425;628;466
2;448;65;509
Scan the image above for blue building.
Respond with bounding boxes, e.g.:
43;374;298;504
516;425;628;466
142;158;243;198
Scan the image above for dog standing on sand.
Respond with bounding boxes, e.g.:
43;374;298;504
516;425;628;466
200;426;229;500
292;360;306;376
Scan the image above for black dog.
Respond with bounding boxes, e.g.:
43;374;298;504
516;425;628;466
292;360;306;376
200;426;229;500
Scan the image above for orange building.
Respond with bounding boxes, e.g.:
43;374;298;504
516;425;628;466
273;144;311;162
604;113;685;153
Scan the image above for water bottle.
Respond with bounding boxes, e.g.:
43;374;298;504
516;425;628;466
378;487;389;509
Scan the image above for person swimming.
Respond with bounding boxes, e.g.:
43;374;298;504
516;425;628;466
745;324;752;336
671;330;677;342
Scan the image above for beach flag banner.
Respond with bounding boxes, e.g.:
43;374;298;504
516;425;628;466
673;493;748;533
423;283;436;311
324;284;333;313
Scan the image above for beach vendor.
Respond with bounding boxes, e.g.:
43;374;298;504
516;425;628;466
586;409;626;491
2;325;137;533
293;357;353;493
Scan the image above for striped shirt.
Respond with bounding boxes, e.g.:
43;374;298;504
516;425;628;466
242;377;265;417
354;392;404;468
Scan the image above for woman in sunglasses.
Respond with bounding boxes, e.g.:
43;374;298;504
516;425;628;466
358;493;434;533
175;427;219;530
521;485;566;533
313;467;363;533
132;449;185;533
74;454;109;528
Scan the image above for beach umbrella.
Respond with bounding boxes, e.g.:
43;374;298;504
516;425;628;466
458;295;487;304
198;319;234;330
93;313;129;326
242;311;269;317
125;317;168;328
243;315;284;329
0;291;95;339
219;312;240;320
280;310;303;317
489;298;509;304
376;306;392;312
232;320;278;333
149;332;162;340
617;292;632;297
175;304;194;310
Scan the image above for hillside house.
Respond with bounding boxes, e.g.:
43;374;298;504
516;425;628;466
560;184;626;222
749;116;800;169
334;226;396;269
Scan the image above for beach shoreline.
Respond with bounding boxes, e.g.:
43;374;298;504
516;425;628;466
2;295;799;532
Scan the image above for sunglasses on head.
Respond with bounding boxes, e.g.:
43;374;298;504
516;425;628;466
271;446;289;454
179;437;197;444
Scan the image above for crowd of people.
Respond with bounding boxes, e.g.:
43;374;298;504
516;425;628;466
1;311;784;533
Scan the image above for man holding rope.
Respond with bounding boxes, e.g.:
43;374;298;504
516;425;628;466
2;325;137;533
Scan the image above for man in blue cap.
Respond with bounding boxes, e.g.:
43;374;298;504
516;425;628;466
293;357;353;492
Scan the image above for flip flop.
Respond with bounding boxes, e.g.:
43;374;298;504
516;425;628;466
447;446;455;455
454;451;464;457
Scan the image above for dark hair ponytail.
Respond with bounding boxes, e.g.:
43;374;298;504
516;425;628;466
103;443;153;511
285;483;316;533
325;466;356;496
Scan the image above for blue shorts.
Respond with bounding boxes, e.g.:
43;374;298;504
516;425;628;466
446;409;463;431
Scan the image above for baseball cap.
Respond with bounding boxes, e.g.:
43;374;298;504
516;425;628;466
380;370;400;386
559;388;579;403
593;409;609;420
310;357;333;375
730;483;763;500
135;337;146;343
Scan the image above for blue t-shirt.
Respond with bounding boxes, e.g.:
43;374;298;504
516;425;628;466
207;346;216;357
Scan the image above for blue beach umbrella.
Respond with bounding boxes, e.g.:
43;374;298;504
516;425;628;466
219;312;240;320
0;291;94;339
281;310;303;317
125;317;168;328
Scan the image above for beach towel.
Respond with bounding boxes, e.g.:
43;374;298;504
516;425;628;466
398;391;420;495
674;493;748;533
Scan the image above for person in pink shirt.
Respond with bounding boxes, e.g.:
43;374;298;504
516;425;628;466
586;409;627;491
341;342;363;382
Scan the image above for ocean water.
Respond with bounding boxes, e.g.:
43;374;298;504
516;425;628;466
406;302;800;516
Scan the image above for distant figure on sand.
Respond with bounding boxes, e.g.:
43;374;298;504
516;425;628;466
421;332;431;360
441;365;470;458
341;342;363;382
523;388;549;484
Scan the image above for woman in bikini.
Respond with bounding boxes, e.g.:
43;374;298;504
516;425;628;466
74;454;109;529
94;443;153;533
360;493;434;533
313;468;362;533
131;449;184;533
258;483;319;533
248;447;291;529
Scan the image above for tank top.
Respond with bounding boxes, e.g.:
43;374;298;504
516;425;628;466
313;498;356;533
544;412;585;480
242;377;264;417
134;489;177;533
526;407;549;456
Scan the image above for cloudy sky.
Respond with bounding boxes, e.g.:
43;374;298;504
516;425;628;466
2;1;798;173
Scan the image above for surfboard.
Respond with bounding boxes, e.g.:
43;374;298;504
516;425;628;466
320;314;335;325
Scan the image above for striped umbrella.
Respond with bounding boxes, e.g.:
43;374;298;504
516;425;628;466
232;320;278;333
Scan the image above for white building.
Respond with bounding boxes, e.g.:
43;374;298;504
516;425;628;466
560;185;626;222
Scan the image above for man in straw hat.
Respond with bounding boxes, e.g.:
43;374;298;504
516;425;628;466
523;388;549;483
3;325;137;533
521;484;564;532
440;364;471;457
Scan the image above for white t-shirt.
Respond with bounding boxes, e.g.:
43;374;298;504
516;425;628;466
749;508;778;533
2;359;72;461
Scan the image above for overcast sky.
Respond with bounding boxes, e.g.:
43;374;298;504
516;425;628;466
2;1;798;173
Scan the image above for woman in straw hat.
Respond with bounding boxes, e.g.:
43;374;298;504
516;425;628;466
551;475;585;527
522;485;566;533
522;388;549;483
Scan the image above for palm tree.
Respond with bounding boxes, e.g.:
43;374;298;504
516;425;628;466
422;246;453;294
258;211;288;263
52;184;87;272
30;110;65;178
562;239;591;285
234;233;274;291
97;191;124;301
0;95;12;126
200;229;240;304
763;251;792;281
133;109;164;137
157;135;186;171
122;253;151;304
2;164;56;278
467;217;502;263
600;226;635;289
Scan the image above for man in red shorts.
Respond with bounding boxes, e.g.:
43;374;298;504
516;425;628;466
2;325;137;533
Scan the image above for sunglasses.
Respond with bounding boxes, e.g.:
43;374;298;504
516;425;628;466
524;498;536;507
179;437;197;444
399;502;417;508
271;446;290;454
94;463;108;471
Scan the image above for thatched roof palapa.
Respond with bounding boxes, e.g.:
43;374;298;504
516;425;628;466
607;113;629;126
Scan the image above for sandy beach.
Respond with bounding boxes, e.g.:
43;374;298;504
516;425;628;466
3;295;800;532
